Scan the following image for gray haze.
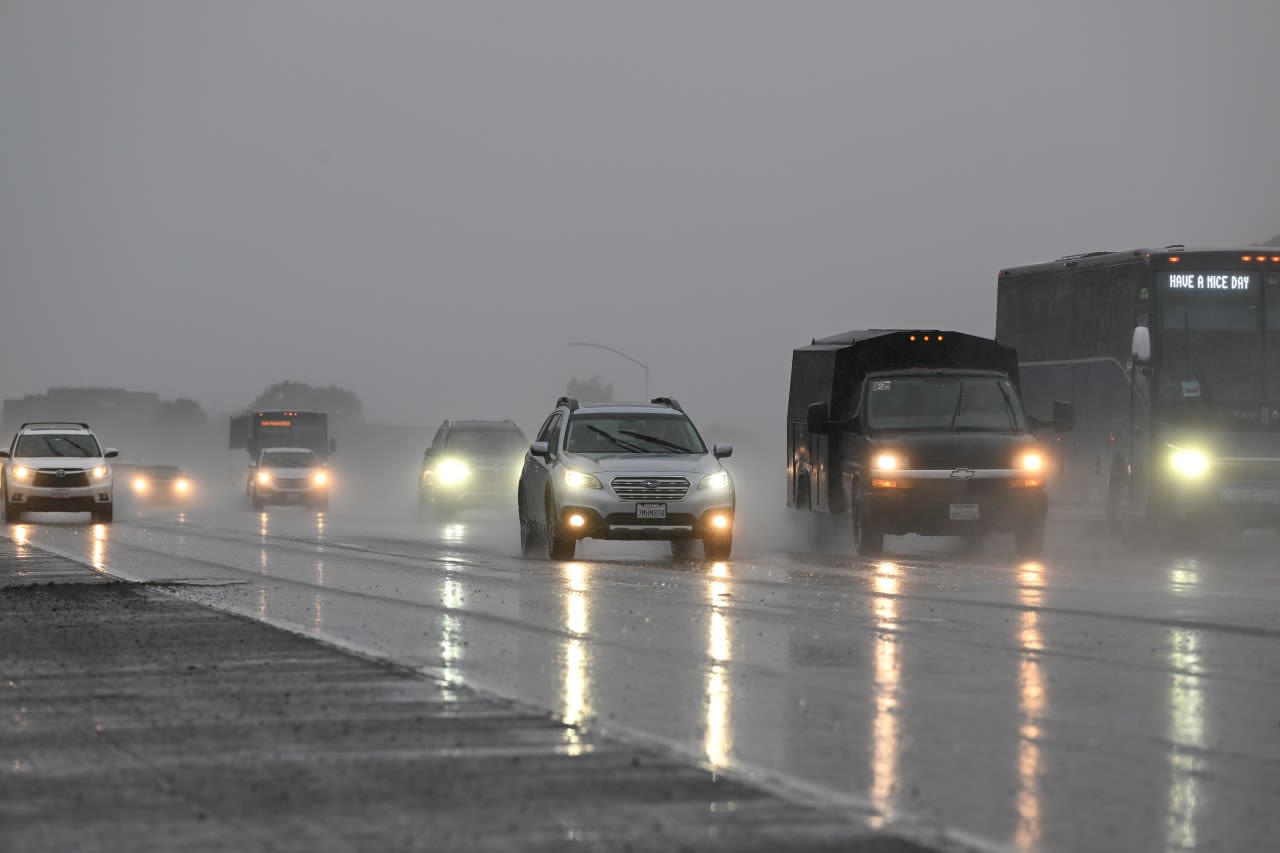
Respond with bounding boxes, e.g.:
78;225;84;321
2;0;1278;434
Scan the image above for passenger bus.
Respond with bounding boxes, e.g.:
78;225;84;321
996;245;1280;531
229;410;334;460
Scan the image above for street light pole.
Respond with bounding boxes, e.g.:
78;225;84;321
567;342;649;400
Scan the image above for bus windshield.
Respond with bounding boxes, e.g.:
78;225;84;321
865;376;1026;432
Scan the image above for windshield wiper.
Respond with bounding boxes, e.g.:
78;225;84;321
586;425;647;453
41;438;65;457
618;430;693;453
62;437;95;457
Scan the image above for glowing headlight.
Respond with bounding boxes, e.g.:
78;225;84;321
12;465;32;481
1019;452;1043;473
562;469;602;489
256;470;272;486
873;453;900;472
1169;448;1210;478
132;476;149;493
312;470;329;487
434;458;470;486
90;465;109;481
174;478;191;494
699;471;731;491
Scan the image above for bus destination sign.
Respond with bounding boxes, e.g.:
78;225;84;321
1165;272;1253;291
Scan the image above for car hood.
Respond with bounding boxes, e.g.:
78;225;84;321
259;465;320;476
870;432;1038;470
564;452;723;477
9;457;103;470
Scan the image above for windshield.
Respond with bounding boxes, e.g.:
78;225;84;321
865;376;1027;432
13;433;102;458
564;413;706;454
261;451;318;468
1158;271;1267;406
445;429;527;456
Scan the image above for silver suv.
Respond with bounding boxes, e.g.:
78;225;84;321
1;422;118;523
517;397;735;560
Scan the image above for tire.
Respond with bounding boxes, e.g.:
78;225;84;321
545;497;576;561
5;500;23;524
251;489;265;512
703;536;732;561
852;490;884;557
312;496;329;512
518;490;544;557
1015;518;1045;557
92;505;113;524
670;539;696;559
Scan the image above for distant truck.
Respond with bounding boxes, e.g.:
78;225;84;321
787;329;1072;556
230;410;335;460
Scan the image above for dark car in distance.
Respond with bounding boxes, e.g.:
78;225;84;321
419;419;528;517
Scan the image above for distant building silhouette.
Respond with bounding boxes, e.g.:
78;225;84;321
2;387;206;444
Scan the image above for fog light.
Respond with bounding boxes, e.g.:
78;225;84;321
568;513;586;529
710;513;731;530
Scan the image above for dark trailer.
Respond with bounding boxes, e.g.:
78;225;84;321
788;330;1060;556
996;245;1280;531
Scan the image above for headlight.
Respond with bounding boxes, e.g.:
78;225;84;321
562;469;602;489
174;478;191;494
90;465;109;481
1019;452;1043;473
132;476;149;493
699;471;731;491
434;458;470;486
1169;447;1210;478
12;465;32;481
313;470;329;487
256;470;272;486
872;453;900;472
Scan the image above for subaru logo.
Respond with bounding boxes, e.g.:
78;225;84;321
950;468;975;480
644;480;658;489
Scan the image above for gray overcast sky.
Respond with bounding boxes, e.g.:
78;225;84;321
2;1;1277;432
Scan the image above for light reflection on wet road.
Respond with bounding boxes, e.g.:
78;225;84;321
9;508;1280;852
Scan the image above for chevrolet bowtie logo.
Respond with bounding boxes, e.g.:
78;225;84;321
950;468;975;480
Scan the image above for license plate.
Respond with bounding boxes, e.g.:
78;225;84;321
1220;488;1280;504
636;503;667;519
50;488;71;499
949;503;980;521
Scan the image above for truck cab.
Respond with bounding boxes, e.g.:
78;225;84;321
788;329;1072;556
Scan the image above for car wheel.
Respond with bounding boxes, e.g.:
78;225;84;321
251;488;265;512
670;539;696;559
1014;518;1045;557
703;536;732;561
852;489;884;557
518;490;544;557
545;497;575;560
92;505;113;524
312;496;329;512
4;500;23;524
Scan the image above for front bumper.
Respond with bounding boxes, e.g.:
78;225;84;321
863;478;1045;535
8;486;113;512
554;487;734;542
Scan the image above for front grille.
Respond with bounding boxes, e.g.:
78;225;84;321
33;469;90;487
1214;458;1280;482
276;478;310;489
611;476;690;502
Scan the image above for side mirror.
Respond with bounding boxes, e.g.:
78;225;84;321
806;401;830;433
529;441;552;459
1052;400;1075;433
1131;326;1151;364
0;450;9;459
713;444;733;459
328;437;337;454
104;449;119;459
248;461;258;469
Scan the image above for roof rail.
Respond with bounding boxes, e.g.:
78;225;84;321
20;421;90;430
650;397;684;413
556;396;580;412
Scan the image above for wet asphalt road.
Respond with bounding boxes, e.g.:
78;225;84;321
7;501;1280;853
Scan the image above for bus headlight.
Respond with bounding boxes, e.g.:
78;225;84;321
1169;448;1210;478
563;469;602;489
699;471;731;491
434;458;470;486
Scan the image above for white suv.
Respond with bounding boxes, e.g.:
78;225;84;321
1;422;118;523
249;447;330;511
518;397;735;560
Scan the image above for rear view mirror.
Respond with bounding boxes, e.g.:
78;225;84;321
806;402;830;433
1052;400;1075;433
104;449;119;459
713;444;733;459
1131;326;1151;364
328;437;337;454
529;441;551;459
